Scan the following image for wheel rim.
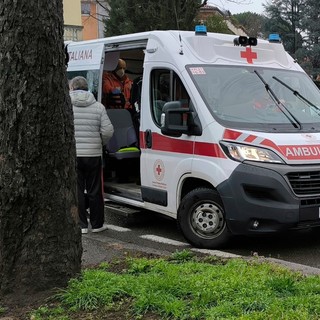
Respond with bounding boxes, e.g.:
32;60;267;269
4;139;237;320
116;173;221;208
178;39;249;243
191;202;225;239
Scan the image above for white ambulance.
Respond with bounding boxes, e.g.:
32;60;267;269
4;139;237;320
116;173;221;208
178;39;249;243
67;26;320;248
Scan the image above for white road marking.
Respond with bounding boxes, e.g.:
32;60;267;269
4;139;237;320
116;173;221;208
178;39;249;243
95;225;241;258
140;235;189;246
106;224;131;232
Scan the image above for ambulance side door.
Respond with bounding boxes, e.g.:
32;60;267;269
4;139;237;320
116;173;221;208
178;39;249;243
140;67;196;213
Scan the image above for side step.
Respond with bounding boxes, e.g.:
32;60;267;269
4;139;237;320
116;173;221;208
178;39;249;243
104;200;141;217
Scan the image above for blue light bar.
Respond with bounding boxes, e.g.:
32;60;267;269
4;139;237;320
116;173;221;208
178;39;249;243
195;25;207;36
269;34;281;43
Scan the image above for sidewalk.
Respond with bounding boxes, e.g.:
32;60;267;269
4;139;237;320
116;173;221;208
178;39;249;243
81;231;320;276
81;232;171;268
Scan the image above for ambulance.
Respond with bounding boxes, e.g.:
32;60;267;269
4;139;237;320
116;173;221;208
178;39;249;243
67;26;320;249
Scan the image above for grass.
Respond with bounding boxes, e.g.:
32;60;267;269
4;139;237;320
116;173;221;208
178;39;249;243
0;306;5;315
30;249;320;320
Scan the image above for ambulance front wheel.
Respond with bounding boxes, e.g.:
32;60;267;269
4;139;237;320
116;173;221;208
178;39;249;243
178;188;231;249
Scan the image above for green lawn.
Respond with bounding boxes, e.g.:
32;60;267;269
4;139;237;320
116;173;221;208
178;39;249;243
26;249;320;320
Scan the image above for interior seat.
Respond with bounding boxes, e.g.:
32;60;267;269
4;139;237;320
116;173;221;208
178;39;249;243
105;109;140;160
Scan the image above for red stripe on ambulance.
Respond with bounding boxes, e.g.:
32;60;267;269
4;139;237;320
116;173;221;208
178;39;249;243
140;132;226;158
244;135;257;143
152;133;193;154
223;129;242;140
224;129;320;160
194;142;226;158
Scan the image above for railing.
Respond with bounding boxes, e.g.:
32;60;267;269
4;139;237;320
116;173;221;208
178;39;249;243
64;25;83;41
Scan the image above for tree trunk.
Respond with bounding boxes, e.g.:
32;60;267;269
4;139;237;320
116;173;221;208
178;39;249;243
0;0;82;298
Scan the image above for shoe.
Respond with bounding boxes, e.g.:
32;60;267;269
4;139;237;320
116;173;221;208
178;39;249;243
81;228;88;234
91;224;108;233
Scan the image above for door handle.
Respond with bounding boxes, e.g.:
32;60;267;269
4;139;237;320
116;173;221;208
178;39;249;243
145;129;152;148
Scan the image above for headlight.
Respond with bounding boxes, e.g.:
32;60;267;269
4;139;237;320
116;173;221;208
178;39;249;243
220;142;284;163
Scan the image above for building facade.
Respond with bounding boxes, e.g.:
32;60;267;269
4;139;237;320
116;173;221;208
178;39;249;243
63;1;245;42
63;0;83;41
81;0;109;40
198;5;247;36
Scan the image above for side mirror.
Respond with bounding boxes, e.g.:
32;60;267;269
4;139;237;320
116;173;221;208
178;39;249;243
160;101;201;137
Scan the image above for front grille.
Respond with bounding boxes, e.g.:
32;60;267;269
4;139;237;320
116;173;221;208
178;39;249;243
287;171;320;196
301;198;320;206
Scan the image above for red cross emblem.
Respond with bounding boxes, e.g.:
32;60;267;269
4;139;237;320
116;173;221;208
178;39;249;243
154;159;165;181
156;164;162;176
240;47;257;64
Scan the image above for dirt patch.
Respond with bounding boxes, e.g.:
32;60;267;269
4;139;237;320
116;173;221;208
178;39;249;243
0;290;55;320
0;252;163;320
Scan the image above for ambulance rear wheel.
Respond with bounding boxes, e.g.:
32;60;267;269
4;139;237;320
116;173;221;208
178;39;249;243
178;188;231;249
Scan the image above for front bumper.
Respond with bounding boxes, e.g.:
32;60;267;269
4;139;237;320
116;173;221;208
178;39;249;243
217;162;320;235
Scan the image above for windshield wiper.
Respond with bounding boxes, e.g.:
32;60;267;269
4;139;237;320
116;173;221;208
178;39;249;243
272;76;320;116
254;70;301;129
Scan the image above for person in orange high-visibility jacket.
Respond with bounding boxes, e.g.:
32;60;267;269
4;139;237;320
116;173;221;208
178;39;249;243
103;59;133;111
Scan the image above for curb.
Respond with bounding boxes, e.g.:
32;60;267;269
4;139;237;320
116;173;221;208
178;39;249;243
82;233;320;276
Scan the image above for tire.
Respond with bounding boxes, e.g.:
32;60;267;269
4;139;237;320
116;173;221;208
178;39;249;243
178;188;231;249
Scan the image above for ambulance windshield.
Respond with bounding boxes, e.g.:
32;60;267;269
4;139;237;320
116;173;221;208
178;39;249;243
188;65;320;132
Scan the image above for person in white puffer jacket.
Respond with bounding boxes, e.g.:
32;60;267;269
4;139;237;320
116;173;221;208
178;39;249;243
69;76;114;234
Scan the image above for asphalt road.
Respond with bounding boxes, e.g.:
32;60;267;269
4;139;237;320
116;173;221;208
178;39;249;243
82;205;320;275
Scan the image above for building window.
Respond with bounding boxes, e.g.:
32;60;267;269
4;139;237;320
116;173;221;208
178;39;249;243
64;26;83;41
81;2;90;15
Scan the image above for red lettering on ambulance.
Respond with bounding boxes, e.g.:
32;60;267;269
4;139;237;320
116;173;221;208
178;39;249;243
285;146;320;159
68;49;93;61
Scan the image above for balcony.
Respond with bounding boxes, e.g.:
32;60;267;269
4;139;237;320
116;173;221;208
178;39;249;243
64;25;83;41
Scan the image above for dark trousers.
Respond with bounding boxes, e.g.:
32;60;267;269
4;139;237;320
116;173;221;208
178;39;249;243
77;156;104;229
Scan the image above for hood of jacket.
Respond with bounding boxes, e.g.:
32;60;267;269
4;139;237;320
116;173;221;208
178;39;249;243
70;90;96;107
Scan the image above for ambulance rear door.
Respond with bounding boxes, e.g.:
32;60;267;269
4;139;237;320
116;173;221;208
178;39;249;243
66;42;105;101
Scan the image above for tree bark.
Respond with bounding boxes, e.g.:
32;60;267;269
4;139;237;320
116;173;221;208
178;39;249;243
0;0;82;297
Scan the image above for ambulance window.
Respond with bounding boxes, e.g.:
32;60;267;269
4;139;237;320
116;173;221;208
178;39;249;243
150;69;191;126
67;70;99;100
174;77;190;108
150;69;170;125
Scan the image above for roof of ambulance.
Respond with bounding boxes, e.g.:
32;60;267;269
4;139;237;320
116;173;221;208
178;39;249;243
67;30;270;46
66;30;299;70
